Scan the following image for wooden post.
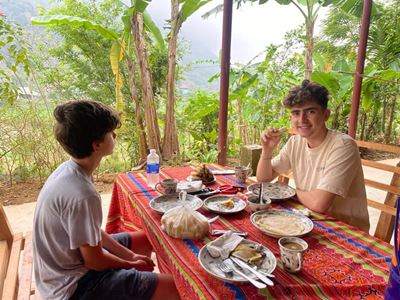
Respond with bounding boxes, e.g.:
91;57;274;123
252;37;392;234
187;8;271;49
348;0;372;138
217;0;233;166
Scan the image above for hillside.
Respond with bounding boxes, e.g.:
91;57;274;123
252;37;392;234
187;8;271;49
1;0;220;92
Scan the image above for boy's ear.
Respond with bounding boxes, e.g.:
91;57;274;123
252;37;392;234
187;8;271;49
324;109;331;121
92;140;101;152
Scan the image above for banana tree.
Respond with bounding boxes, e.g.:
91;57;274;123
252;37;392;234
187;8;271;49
32;0;165;162
162;0;213;160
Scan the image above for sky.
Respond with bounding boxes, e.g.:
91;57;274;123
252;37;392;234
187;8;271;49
146;0;329;64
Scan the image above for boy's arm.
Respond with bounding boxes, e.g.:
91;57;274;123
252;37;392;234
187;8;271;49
100;229;154;265
100;229;135;260
79;241;154;272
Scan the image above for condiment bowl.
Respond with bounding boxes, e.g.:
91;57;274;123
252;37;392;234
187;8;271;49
247;194;271;212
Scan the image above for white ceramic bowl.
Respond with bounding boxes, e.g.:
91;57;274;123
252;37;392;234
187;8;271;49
247;195;271;212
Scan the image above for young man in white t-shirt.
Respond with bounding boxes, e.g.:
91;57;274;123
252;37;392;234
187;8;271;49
33;100;179;299
256;80;370;232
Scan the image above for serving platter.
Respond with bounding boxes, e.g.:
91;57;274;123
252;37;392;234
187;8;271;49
203;195;246;214
198;239;276;283
247;182;296;202
149;194;203;214
250;210;313;238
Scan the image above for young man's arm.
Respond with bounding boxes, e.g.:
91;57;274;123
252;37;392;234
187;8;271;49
256;152;279;182
296;189;336;213
256;128;282;182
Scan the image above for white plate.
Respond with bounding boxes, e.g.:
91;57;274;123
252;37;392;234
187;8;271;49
250;210;313;238
149;194;203;214
203;195;246;214
187;176;216;185
198;239;276;283
211;170;235;175
247;182;296;202
176;181;206;193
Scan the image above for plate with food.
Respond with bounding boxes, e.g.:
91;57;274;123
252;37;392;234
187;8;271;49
203;195;246;214
247;182;296;202
250;210;313;238
149;194;203;214
189;164;216;185
198;238;276;283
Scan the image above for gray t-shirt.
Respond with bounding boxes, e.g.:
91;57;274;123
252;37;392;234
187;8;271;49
33;160;103;300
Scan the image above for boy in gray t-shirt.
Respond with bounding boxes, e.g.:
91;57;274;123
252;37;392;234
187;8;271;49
33;100;179;300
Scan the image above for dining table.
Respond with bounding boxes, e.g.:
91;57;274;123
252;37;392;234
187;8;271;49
105;164;393;299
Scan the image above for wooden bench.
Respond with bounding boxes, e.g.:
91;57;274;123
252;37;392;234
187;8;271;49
276;130;400;243
0;205;41;300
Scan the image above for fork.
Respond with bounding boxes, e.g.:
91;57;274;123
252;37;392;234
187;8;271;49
218;261;233;277
223;259;267;289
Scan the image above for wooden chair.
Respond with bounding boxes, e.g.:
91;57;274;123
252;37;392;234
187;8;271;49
0;205;41;300
277;129;400;243
356;140;400;242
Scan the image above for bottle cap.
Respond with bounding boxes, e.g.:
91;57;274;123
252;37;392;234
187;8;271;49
150;149;156;153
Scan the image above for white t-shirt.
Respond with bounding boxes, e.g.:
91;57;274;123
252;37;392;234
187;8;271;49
272;130;370;232
33;160;103;300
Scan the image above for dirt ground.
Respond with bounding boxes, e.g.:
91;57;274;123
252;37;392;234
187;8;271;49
0;173;116;206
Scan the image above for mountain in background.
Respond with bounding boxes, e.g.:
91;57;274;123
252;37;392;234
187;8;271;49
0;0;49;26
1;0;220;92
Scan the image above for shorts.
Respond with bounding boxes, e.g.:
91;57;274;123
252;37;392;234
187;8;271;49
69;233;158;300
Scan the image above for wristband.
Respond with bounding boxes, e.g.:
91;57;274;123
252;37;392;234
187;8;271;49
261;156;272;160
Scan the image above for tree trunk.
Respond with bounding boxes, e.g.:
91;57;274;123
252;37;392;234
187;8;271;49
126;57;148;162
162;0;180;160
304;19;315;80
360;111;367;140
130;13;161;155
237;98;247;145
384;95;397;144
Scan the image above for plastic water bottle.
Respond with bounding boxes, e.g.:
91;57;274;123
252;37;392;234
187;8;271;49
146;149;160;188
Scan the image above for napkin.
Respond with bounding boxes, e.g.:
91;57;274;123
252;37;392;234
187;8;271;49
206;231;244;259
177;180;203;192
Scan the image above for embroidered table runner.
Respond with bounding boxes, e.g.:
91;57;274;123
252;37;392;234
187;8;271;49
106;165;392;299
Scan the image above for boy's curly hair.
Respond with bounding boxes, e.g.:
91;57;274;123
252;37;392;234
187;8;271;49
283;80;329;109
54;100;121;158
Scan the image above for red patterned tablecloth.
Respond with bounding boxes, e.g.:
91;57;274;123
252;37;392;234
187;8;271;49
106;165;392;299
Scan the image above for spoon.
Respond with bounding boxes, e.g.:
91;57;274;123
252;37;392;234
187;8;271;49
179;190;187;202
259;183;264;204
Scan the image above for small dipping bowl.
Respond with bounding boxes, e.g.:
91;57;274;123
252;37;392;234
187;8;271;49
247;194;271;212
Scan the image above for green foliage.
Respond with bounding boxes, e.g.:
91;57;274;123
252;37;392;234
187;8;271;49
0;101;65;183
0;100;140;183
0;15;30;104
31;0;123;103
179;91;219;162
31;15;119;40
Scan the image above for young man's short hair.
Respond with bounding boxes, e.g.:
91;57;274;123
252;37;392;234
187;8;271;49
283;80;329;109
54;100;121;158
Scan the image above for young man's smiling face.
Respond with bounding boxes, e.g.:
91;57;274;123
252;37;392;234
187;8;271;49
289;100;330;141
